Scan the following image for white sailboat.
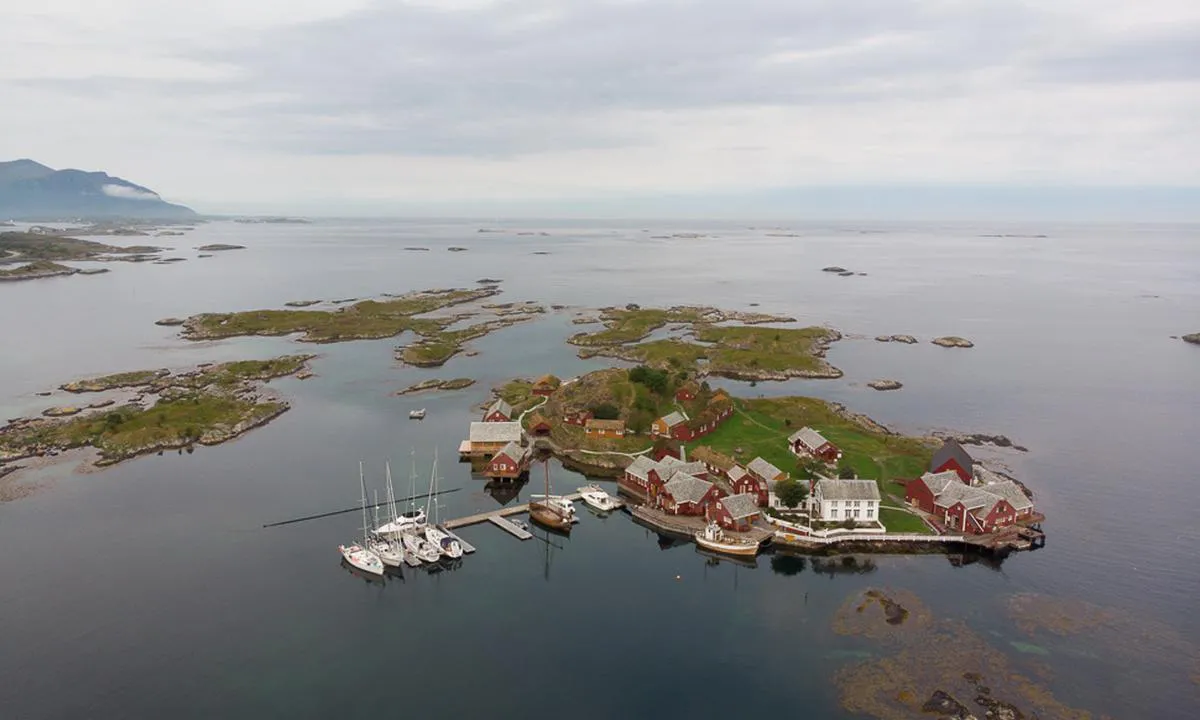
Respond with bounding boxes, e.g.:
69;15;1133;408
422;453;464;559
367;488;406;568
578;484;623;513
374;455;427;538
339;461;385;576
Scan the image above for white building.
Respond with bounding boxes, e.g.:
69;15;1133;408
811;478;881;523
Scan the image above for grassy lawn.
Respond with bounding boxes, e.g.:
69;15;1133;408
689;395;936;499
878;507;934;534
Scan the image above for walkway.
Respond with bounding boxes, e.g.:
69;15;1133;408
443;491;584;530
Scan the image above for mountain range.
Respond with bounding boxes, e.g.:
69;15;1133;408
0;159;196;220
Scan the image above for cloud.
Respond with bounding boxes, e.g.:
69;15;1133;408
101;184;161;201
0;0;1197;215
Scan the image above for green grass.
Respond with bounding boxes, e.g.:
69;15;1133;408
61;368;168;392
399;318;531;367
2;392;284;464
182;288;497;343
689;395;935;501
0;260;76;279
0;231;159;261
878;507;933;534
567;305;797;347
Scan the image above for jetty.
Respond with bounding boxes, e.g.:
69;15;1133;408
489;515;533;540
443;491;584;535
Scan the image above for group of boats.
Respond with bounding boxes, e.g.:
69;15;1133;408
338;455;463;576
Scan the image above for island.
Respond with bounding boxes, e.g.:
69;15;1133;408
1183;333;1200;345
466;359;1042;558
875;334;918;344
195;244;246;252
0;230;172;281
1;355;313;479
395;378;476;395
931;336;974;348
868;379;903;391
567;305;842;380
0;260;81;282
177;287;543;367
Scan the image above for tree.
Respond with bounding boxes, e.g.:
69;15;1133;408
774;477;808;509
838;462;856;479
840;517;857;530
795;457;823;480
590;402;620;420
627;409;653;434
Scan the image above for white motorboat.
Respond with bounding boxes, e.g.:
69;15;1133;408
339;462;385;575
409;408;426;419
693;522;761;558
402;531;441;563
578;484;623;513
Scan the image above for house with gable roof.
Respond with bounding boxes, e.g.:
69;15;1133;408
788;426;842;462
812;478;881;523
930;438;974;483
707;493;762;532
651;410;692;441
657;473;722;516
482;398;513;423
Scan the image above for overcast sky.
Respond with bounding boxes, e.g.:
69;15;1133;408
2;0;1198;218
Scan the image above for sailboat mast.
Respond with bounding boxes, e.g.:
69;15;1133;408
385;460;398;522
426;451;437;525
358;461;369;544
409;450;418;516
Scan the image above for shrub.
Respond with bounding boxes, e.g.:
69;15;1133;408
838;462;856;479
591;403;620;420
774;477;808;509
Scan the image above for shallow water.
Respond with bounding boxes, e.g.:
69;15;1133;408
1;219;1198;718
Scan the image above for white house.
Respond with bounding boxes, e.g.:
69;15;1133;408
811;478;881;523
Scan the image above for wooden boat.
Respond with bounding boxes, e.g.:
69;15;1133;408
694;522;760;558
529;461;575;533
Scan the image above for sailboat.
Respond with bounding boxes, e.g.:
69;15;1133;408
367;487;406;568
338;461;385;576
529;460;575;533
422;452;464;559
375;454;427;539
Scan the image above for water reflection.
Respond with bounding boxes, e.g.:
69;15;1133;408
484;478;527;506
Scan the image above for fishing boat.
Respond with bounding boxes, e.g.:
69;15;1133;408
578;484;622;513
422;454;464;559
339;462;385;576
693;522;761;558
529;462;575;533
409;408;426;420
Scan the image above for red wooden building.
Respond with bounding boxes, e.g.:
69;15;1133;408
482;398;513;423
531;374;561;397
707;493;762;532
907;469;1035;535
731;471;769;507
788;427;842;462
929;438;974;483
484;441;531;480
674;382;699;402
527;413;552;436
657;473;721;516
563;408;593;427
652;411;692;441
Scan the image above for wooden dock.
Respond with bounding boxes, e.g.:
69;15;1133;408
442;528;477;554
489;515;533;540
442;492;584;538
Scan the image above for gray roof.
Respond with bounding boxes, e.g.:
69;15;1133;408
747;457;785;481
977;479;1033;511
625;455;659;481
486;398;512;418
931;438;974;474
816;479;881;502
920;470;962;495
469;421;523;444
659;411;687;427
659;459;707;478
663;473;714;505
788;426;830;450
494;441;529;462
720;493;761;519
932;481;991;510
727;465;748;482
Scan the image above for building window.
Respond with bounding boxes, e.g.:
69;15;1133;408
866;508;874;519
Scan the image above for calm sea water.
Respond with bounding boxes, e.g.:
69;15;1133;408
1;219;1198;719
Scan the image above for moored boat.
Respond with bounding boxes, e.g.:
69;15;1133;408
694;522;760;558
409;408;426;419
529;463;576;532
339;462;385;576
402;531;441;563
578;484;622;513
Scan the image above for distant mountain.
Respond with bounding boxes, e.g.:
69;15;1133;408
0;159;196;220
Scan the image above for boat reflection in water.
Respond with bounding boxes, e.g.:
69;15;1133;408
340;558;387;585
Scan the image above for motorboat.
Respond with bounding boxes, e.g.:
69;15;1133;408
693;522;761;558
409;408;426;420
578;484;623;513
375;509;427;539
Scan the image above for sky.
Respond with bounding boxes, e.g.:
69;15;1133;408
1;0;1198;219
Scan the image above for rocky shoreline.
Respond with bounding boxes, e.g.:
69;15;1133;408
395;378;476;395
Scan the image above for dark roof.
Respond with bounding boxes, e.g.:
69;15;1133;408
930;438;974;474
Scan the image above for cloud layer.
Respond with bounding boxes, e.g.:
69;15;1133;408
1;0;1197;215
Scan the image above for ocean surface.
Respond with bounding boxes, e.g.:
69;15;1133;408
1;219;1198;719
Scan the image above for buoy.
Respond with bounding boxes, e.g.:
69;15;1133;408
674;575;681;581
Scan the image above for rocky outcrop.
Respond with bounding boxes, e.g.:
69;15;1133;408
42;406;81;417
875;334;918;344
284;300;321;307
868;379;903;391
822;266;847;273
155;317;185;326
1183;333;1200;345
395;378;476;395
932;336;974;348
195;244;245;251
934;431;1028;452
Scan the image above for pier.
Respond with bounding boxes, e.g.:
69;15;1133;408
442;491;584;535
488;515;533;540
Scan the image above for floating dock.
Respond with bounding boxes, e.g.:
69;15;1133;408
442;528;477;554
488;515;533;540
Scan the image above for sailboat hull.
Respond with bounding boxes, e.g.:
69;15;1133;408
339;544;386;575
529;504;573;533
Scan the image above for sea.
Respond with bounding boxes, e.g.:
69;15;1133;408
1;219;1198;719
